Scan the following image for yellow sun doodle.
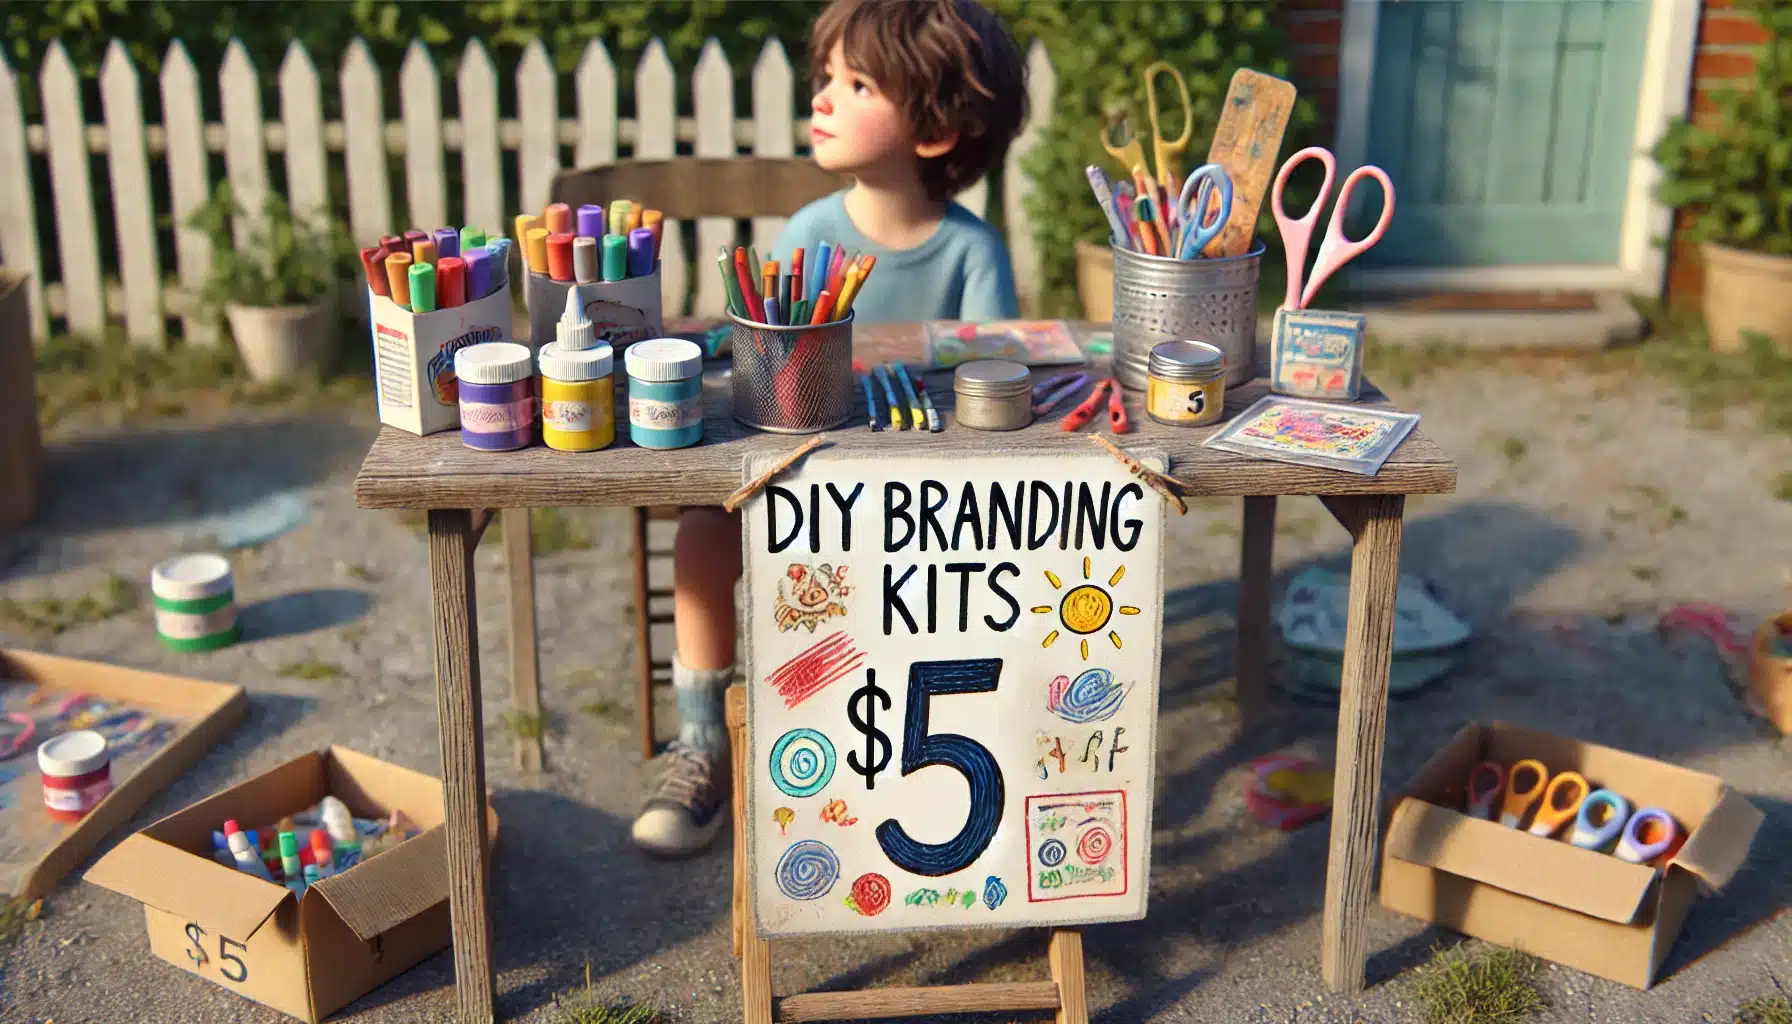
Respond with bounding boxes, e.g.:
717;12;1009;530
1032;556;1141;660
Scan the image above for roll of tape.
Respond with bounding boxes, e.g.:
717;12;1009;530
151;553;234;601
1569;789;1631;851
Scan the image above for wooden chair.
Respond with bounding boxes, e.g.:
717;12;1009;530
545;158;849;759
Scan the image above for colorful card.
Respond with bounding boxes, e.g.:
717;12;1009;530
923;320;1088;369
1203;395;1419;476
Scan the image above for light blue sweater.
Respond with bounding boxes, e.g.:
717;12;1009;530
770;191;1019;325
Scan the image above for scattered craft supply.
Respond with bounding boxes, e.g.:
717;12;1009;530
923;320;1086;369
1031;371;1089;415
889;364;926;431
1751;612;1792;734
150;553;240;653
911;373;943;433
1205;396;1420;477
1245;754;1332;830
1060;378;1113;433
38;729;111;823
1274;567;1470;702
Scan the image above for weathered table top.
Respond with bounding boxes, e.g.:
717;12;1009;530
353;322;1457;510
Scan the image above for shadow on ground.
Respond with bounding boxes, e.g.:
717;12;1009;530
239;588;376;640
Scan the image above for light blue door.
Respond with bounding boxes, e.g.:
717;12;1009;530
1357;0;1652;267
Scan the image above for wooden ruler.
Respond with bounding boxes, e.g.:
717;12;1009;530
1204;68;1298;258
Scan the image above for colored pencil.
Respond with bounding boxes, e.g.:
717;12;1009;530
860;372;882;431
809;289;836;326
718;247;746;318
734;248;762;313
790;249;805;314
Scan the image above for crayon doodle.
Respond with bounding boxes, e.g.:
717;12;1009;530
844;872;891;917
769;728;837;799
983;876;1009;910
775;563;852;633
1036;726;1130;779
765;631;866;710
773;807;795;835
776;839;841;902
1032;557;1142;662
1027;790;1129;902
905;887;978;910
1046;667;1131;724
819;798;858;826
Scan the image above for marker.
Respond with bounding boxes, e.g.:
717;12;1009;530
572;236;599;283
717;247;746;318
891;363;926;430
433;227;459;260
642;209;664;258
747;245;763;292
463;247;491;301
873;363;904;430
860;371;882;431
309;829;336;879
576;204;605;240
360;247;391;297
460;226;486;253
278;831;304;892
385;252;413;308
734;248;762;312
791;297;809;327
761;260;778;322
608;200;629;237
778;270;793;326
834;264;864;317
513;214;542;249
543;202;572;235
411;238;437;266
402;228;429;249
790;249;805;313
627;227;655;278
223;820;273;880
763;295;780;327
916;375;942;432
546;232;575;282
810;242;833;306
809;288;836;326
437;256;466;308
408;261;436;313
378;234;405;252
841;255;876;314
624;204;642;233
827;246;847;294
525;228;550;275
602;233;627;282
487;239;511;291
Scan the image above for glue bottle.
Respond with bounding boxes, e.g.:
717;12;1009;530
320;796;361;867
223;820;273;880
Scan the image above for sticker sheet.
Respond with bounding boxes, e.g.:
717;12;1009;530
922;321;1088;369
741;451;1167;937
1203;395;1420;476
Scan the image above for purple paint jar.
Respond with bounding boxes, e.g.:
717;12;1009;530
455;342;537;451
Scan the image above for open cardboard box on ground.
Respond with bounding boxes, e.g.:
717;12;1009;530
1379;722;1764;989
0;648;247;901
85;746;500;1023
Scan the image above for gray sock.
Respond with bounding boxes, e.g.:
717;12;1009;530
673;654;731;761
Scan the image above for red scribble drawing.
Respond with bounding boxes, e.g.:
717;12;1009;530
765;631;865;709
775;563;851;633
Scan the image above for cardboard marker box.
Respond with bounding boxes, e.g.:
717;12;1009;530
1379;722;1762;989
368;280;515;436
85;747;500;1023
523;266;662;351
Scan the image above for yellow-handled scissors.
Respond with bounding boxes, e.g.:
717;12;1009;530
1097;62;1193;189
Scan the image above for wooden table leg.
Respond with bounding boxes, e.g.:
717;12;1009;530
632;507;657;761
1315;494;1404;995
428;509;497;1024
1236;496;1278;726
503;510;544;774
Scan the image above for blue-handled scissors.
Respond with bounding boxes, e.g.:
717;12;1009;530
1173;164;1234;260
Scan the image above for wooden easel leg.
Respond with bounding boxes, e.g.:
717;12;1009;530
503;509;544;773
632;506;657;760
427;509;497;1024
729;688;775;1023
1316;494;1404;995
1049;928;1088;1024
1236;495;1278;726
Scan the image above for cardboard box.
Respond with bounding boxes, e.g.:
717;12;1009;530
522;267;662;351
1750;612;1792;734
0;648;247;900
85;747;500;1023
0;269;40;542
369;281;515;436
1379;722;1763;989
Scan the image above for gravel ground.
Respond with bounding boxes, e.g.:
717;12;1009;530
1;355;1789;1024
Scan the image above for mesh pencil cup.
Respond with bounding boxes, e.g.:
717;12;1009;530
1111;241;1263;391
728;311;855;434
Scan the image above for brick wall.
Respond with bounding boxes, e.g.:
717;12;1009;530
1283;0;1343;137
1666;0;1768;302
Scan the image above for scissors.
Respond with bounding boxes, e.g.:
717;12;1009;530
1271;146;1396;310
1498;758;1548;829
1615;807;1678;864
1569;789;1631;851
1098;61;1192;188
1464;761;1506;820
1174;164;1234;260
1526;771;1589;838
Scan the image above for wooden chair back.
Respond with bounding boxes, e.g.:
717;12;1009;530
546;157;848;221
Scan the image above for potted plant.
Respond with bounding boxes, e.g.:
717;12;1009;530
188;183;353;382
1651;0;1792;353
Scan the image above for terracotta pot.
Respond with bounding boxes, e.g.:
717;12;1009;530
1750;612;1792;735
1075;239;1114;322
224;300;337;383
1699;242;1792;355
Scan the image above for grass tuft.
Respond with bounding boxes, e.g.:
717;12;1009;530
1498;437;1527;463
555;965;666;1024
1738;995;1792;1024
500;710;547;741
1775;473;1792;503
581;698;625;721
277;661;341;681
0;574;139;635
1411;944;1546;1024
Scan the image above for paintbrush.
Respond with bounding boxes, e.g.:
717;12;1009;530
889;363;926;431
872;365;906;430
912;373;943;433
858;370;882;431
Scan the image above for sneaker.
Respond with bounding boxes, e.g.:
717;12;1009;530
631;741;730;858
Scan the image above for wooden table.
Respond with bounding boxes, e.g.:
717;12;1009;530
352;322;1457;1023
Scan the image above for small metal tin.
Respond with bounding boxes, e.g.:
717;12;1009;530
953;359;1033;431
1146;340;1227;427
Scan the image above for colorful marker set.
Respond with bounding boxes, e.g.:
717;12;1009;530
517;200;662;284
854;360;939;433
1464;759;1686;867
719;241;876;327
361;226;509;313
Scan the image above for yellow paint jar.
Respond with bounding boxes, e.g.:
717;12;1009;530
538;341;615;451
1146;340;1227;427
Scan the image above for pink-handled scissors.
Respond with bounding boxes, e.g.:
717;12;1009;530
1272;146;1396;310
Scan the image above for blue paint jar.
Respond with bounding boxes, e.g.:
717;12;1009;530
624;338;705;449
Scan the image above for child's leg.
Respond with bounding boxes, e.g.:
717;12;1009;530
631;506;741;857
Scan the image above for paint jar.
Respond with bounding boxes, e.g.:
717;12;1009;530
624;338;705;449
150;552;240;652
39;730;112;823
455;342;537;451
1146;341;1228;427
538;341;615;452
953;359;1033;431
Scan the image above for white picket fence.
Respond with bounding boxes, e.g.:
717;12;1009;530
0;35;1057;347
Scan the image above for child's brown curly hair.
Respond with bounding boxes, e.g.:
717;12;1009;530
809;0;1029;204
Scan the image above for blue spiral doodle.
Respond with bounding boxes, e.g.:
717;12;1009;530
983;875;1008;910
1049;668;1129;724
1037;838;1068;867
775;839;840;901
769;728;836;798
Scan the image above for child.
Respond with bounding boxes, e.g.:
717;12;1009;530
631;0;1029;858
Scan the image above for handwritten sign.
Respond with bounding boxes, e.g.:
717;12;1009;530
742;451;1167;937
